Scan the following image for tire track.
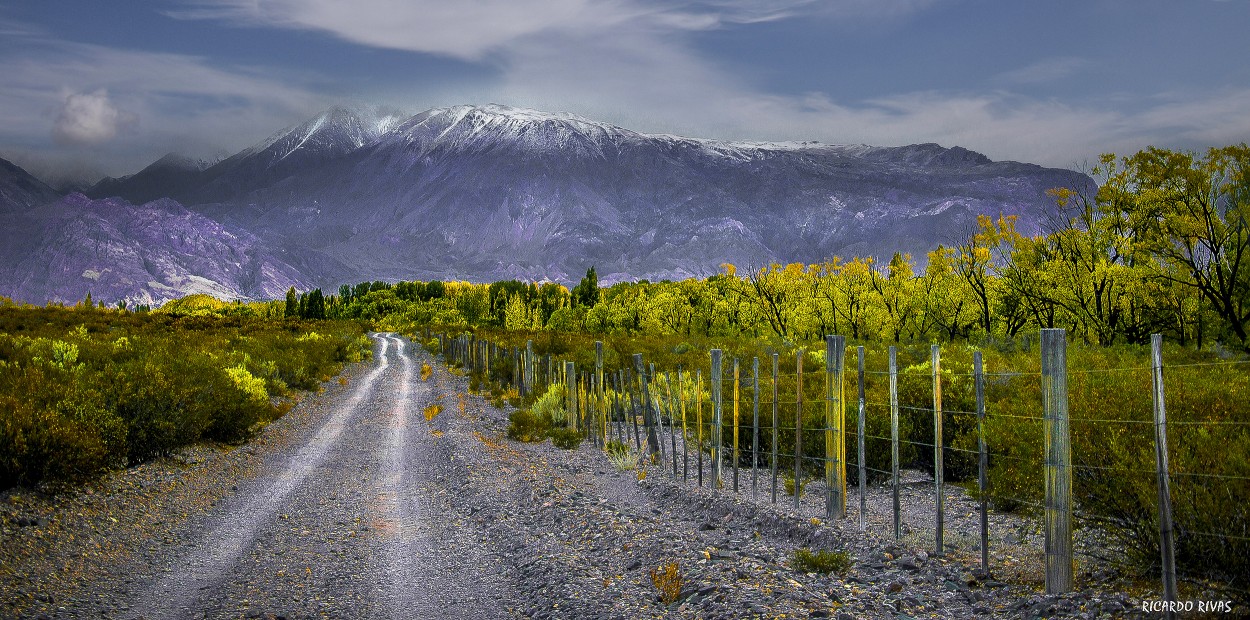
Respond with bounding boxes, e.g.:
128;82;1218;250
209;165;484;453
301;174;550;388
130;333;396;619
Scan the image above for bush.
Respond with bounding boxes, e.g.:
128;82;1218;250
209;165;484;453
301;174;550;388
0;306;368;489
506;409;550;443
532;383;566;424
791;548;852;574
549;427;583;450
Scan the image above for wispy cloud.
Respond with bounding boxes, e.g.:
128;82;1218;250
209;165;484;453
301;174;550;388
995;57;1092;85
0;33;331;176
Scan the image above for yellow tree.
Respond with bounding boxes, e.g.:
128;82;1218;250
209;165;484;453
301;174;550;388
1106;145;1250;349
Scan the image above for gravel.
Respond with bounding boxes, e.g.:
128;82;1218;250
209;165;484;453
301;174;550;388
0;333;1198;619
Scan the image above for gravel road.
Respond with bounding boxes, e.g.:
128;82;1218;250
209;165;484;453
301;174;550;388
1;333;1178;619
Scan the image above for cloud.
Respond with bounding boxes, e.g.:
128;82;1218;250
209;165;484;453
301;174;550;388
172;0;636;60
170;0;907;59
995;57;1092;85
53;89;136;145
0;35;332;176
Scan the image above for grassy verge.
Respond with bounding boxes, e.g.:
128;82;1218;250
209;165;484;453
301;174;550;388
0;306;371;490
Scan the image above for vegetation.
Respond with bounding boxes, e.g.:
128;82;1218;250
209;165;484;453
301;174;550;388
791;548;853;575
322;146;1250;355
648;562;684;605
0;304;369;489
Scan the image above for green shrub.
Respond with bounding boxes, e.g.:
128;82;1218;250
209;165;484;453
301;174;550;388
548;427;583;450
506;408;550;442
532;383;566;424
0;306;367;489
791;548;852;574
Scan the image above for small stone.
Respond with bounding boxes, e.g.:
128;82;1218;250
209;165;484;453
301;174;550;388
625;560;641;571
887;581;904;593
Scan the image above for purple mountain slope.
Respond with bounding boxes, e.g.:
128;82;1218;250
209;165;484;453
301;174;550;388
0;193;310;306
26;104;1094;301
209;105;1091;285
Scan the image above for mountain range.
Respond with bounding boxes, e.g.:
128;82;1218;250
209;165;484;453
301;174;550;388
0;104;1092;305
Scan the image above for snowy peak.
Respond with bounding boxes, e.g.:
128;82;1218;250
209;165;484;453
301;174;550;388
242;104;408;166
388;103;642;159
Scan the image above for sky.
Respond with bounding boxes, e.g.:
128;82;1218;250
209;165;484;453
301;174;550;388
2;0;1249;186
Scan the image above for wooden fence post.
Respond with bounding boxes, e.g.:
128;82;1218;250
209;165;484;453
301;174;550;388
711;350;723;489
565;361;576;430
974;350;989;576
733;358;740;492
649;361;666;467
665;371;678;478
826;335;847;520
679;367;689;482
932;344;945;556
1151;334;1178;611
890;346;900;540
635;355;661;458
857;345;867;532
628;369;642;451
696;369;705;487
752;357;760;503
794;350;804;511
1041;328;1073;594
772;353;779;504
524;340;534;396
596;342;605;446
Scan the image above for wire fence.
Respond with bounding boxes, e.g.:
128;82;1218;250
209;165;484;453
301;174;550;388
432;330;1250;606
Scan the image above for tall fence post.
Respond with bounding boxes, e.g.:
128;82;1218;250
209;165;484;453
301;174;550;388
596;341;605;446
752;357;760;503
733;358;741;492
794;350;804;511
1041;328;1073;594
857;345;867;532
932;344;945;556
679;367;690;482
711;350;723;489
771;353;779;504
636;355;661;458
974;350;989;576
890;346;900;540
1151;333;1178;611
565;361;576;431
696;369;705;487
525;339;534;397
627;368;641;451
665;371;678;478
650;362;667;468
826;335;846;520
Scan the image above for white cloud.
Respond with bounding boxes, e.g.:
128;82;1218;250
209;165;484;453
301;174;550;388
0;37;331;176
53;89;135;145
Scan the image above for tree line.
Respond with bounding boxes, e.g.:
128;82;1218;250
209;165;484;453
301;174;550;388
306;145;1248;351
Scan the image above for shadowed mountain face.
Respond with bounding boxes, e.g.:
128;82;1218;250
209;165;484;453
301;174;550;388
8;104;1092;303
0;157;59;214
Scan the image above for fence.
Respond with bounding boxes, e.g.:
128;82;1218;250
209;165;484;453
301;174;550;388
428;329;1250;609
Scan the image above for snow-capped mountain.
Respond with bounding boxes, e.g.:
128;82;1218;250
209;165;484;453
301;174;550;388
31;103;1095;300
